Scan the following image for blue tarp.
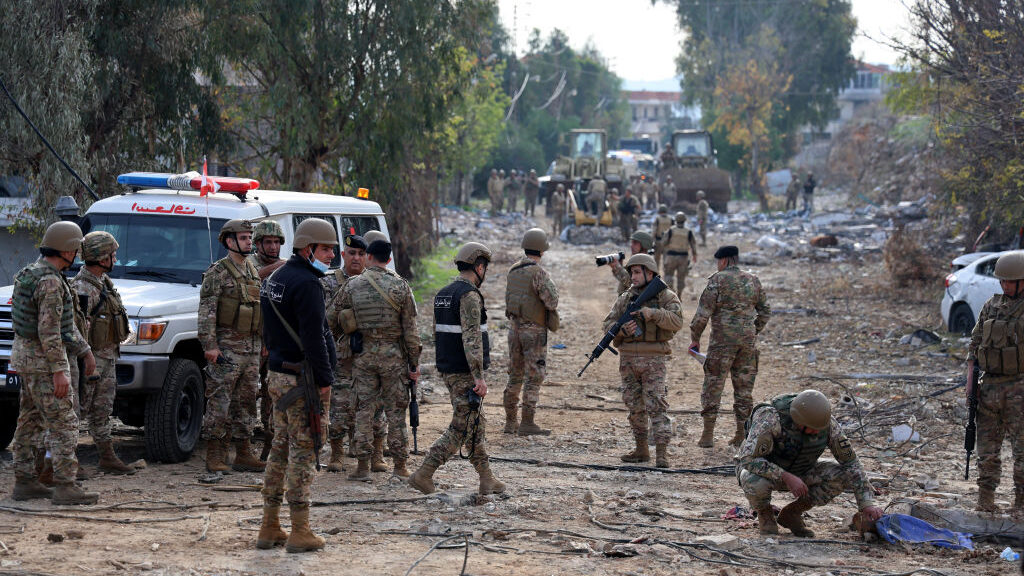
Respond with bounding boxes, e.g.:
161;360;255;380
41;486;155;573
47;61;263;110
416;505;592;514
875;514;974;550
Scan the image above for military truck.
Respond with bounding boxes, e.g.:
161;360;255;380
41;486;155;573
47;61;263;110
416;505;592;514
659;130;731;212
543;129;625;227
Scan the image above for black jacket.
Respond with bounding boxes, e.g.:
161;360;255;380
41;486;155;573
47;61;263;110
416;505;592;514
261;254;337;388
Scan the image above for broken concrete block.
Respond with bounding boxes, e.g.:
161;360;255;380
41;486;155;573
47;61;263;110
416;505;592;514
694;534;740;550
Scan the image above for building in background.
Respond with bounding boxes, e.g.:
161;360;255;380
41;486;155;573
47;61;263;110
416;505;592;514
623;90;700;146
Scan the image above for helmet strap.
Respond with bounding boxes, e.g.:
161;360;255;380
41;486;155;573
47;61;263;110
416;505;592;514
224;233;249;256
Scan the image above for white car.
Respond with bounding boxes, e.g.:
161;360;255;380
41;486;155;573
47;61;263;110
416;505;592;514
941;251;1004;334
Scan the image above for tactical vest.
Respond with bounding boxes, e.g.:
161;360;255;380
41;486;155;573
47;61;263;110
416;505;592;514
12;261;78;343
215;258;262;334
618;291;673;344
350;268;402;339
653;215;673;240
749;394;830;477
434;280;490;373
664;226;691;253
618;197;638;216
976;296;1024;375
505;260;547;326
78;272;130;349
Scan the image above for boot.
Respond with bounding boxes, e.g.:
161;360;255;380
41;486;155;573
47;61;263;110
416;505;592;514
206;439;230;473
477;464;506;495
503;405;518;435
12;476;54;501
392;458;410;478
756;507;779;535
976;487;998;513
285;505;325;553
698;418;715;448
255;503;289;549
53;483;99;505
517;408;551;436
97;441;135;475
729;420;746;447
621;434;650;463
371;437;388;472
327;438;345;472
655;443;669;468
259;430;273;461
408;460;439;494
777;498;815;538
232;439;267;472
347;458;371;482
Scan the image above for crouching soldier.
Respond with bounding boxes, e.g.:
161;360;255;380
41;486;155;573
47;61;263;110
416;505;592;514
737;389;882;536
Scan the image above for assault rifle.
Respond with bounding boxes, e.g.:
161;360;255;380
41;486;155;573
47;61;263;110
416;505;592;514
578;276;667;377
279;360;325;471
408;363;421;455
964;361;979;480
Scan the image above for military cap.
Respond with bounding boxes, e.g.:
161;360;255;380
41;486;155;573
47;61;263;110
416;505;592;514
714;245;739;259
344;235;368;250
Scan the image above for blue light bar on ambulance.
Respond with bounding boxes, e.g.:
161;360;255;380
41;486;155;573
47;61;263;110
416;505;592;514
117;172;260;195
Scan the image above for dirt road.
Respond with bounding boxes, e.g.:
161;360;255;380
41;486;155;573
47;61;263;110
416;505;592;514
0;205;1013;575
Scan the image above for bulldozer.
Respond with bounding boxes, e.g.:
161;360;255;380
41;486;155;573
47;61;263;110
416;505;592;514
659;130;731;212
543;129;625;228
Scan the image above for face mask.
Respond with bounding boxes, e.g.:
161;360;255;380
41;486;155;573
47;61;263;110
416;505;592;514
309;256;329;273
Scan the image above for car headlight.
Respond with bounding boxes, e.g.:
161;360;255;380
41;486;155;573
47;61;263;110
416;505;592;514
121;320;168;345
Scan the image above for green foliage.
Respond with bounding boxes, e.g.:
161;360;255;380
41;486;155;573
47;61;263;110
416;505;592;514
410;237;460;303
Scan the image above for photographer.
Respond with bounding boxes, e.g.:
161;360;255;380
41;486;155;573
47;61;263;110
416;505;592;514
607;231;655;294
408;243;506;496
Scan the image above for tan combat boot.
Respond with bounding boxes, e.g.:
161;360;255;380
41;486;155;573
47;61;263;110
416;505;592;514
205;439;230;473
371;437;389;472
976;487;998;513
729;420;746;447
285;505;325;554
255;503;289;549
408;460;439;494
517;408;551;436
777;498;815;537
392;458;410;478
327;438;345;472
698;417;715;448
232;438;267;472
655;443;669;468
97;441;135;475
477;463;506;495
503;405;518;435
621;434;651;463
53;483;99;505
756;507;779;535
347;458;371;482
12;475;54;501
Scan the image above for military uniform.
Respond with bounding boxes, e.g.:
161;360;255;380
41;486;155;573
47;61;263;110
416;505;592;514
660;179;677;208
696;197;710;246
614;265;632;295
487;173;504;214
550;188;566;237
505;172;521;213
662;220;697;293
524;172;540;216
587;178;607;217
652;210;673;272
691;260;769;445
802;175;816;213
618;194;641;240
785;177;801;212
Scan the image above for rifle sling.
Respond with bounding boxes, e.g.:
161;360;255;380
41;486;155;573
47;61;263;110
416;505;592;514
266;297;315;411
365;273;401;312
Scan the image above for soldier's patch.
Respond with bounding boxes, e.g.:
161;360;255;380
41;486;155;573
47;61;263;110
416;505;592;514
834;437;855;462
754;434;772;457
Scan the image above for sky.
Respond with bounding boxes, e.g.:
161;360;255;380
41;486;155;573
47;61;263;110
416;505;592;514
497;0;912;90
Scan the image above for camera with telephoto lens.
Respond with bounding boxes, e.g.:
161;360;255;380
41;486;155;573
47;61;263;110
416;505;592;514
466;388;482;410
595;251;625;267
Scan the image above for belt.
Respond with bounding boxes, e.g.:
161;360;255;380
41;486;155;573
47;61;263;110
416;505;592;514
667;250;688;256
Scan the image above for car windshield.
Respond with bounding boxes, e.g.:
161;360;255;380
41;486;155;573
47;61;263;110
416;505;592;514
673;134;710;157
571;133;604;158
80;212;228;285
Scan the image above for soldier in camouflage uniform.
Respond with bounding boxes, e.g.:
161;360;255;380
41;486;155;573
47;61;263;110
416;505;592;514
737;390;882;536
603;254;683;467
524;169;540;216
409;243;505;495
258;218;338;553
550;184;566;238
503;228;560;436
617;188;640;240
690;246;770;449
336;239;421;480
10;221;99;505
785;174;801;212
587;175;607;219
696;190;710;247
967;251;1024;515
199;219;266;473
662;212;698;293
610;231;655;295
247;220;286;460
652;205;673;274
660;175;677;209
505;169;521;213
73;231;134;475
487;169;504;215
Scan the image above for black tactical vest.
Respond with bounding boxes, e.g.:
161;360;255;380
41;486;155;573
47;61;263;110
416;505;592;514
434;280;489;374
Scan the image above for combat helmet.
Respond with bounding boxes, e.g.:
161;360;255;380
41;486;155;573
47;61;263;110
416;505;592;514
253;220;284;243
658;204;668;214
293;218;338;249
994;251;1024;281
696;190;706;199
454;242;492;266
218;219;253;244
364;230;388;245
82;231;119;262
522;228;550;252
675;211;687;225
630;231;654;252
625;253;658;275
41;221;85;253
790;390;831;430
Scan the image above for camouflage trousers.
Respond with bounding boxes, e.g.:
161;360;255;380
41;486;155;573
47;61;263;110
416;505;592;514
619;355;672;444
80;354;116;443
203;346;260;441
262;372;320;507
424;373;488;470
701;341;758;424
329;361;386;441
663;254;690;293
976;376;1024;493
802;193;814;213
739;461;863;509
653;245;664;274
785;193;798;212
489;192;503;214
504;321;547;412
352;342;409;460
524;191;537;216
507;191;519;213
619;215;637;242
698;218;707;246
551;207;564;238
12;370;79;483
259;357;271;437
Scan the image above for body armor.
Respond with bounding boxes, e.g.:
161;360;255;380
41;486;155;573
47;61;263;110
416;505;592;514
505;260;547;326
434;280;489;373
976;297;1024;375
12;262;78;342
78;272;130;349
653;215;673;241
215;258;262;334
753;394;830;477
663;225;691;254
349;268;402;340
617;291;674;344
